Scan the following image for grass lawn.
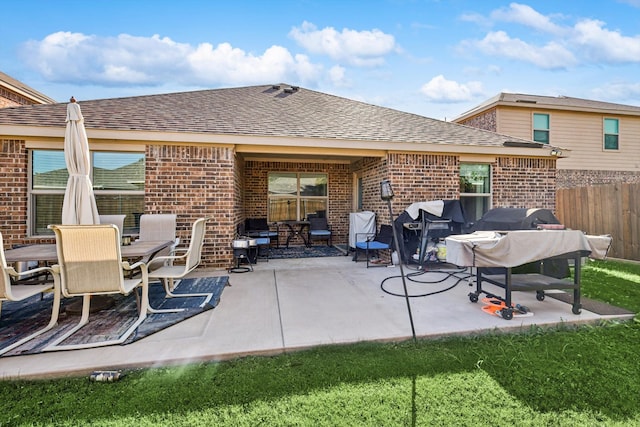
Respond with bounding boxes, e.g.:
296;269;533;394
1;259;639;426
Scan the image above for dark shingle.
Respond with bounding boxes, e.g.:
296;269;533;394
0;84;536;147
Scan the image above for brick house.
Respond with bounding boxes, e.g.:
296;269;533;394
453;92;640;189
0;71;56;108
0;84;562;268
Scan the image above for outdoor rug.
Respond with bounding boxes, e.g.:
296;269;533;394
546;291;635;316
0;276;228;357
269;245;347;259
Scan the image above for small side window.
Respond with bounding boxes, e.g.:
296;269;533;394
604;118;619;150
533;113;550;144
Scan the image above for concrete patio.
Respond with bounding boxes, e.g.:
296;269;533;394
0;254;632;380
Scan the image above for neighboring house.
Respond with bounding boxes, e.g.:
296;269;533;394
0;71;56;108
453;92;640;189
0;84;562;268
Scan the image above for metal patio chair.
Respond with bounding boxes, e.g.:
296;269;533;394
354;224;394;268
44;224;154;351
0;232;59;356
147;217;214;308
138;214;180;265
308;217;332;246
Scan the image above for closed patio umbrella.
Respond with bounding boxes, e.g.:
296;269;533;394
61;97;99;225
61;97;113;313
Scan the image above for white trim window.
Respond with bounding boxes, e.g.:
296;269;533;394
268;172;328;222
29;150;145;236
603;118;619;150
533;113;550;144
459;164;491;223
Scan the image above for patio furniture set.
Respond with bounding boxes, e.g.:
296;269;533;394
229;217;334;272
0;215;213;355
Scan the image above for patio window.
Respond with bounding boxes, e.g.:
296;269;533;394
533;113;550;144
268;172;328;222
604;118;619;150
459;164;491;223
29;149;145;236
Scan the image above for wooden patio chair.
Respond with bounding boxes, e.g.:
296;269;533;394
147;217;214;308
0;233;60;356
44;224;155;351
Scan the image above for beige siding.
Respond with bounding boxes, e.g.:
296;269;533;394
495;107;532;139
496;107;640;172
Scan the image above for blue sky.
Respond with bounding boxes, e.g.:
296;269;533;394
2;0;640;120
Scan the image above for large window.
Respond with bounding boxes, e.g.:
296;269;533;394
268;172;328;222
604;118;619;150
30;150;145;235
533;113;550;144
459;164;491;223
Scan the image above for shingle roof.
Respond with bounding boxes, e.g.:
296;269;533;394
0;84;536;147
0;71;57;105
456;92;640;120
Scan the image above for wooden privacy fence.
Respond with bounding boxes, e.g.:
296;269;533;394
556;183;640;261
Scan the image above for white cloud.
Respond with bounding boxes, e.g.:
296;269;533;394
419;75;483;103
22;32;193;85
491;3;565;35
289;21;396;67
461;3;640;69
592;81;640;101
328;65;349;87
21;31;324;88
572;19;640;63
188;43;322;85
471;31;576;69
619;0;640;7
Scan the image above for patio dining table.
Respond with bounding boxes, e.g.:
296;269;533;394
277;221;310;248
4;240;174;264
4;240;175;313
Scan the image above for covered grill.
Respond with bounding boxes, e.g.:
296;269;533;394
469;207;561;232
470;207;568;278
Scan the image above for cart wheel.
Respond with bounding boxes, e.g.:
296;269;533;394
468;292;479;303
572;305;582;315
536;291;545;301
501;308;514;320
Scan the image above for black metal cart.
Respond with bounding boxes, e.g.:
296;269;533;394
468;250;589;320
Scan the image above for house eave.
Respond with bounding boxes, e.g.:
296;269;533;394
1;125;564;158
455;98;640;122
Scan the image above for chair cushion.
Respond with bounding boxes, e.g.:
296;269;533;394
355;241;390;250
310;230;331;237
254;237;270;245
259;230;278;237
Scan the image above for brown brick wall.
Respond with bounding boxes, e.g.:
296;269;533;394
0;88;36;108
233;152;245;236
352;154;459;226
0;140;35;248
557;169;640;189
356;154;556;224
145;145;236;268
388;153;460;208
244;160;352;247
493;157;557;210
457;109;497;131
1;139;560;267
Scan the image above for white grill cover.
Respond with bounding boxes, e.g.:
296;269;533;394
445;230;609;268
349;211;376;248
